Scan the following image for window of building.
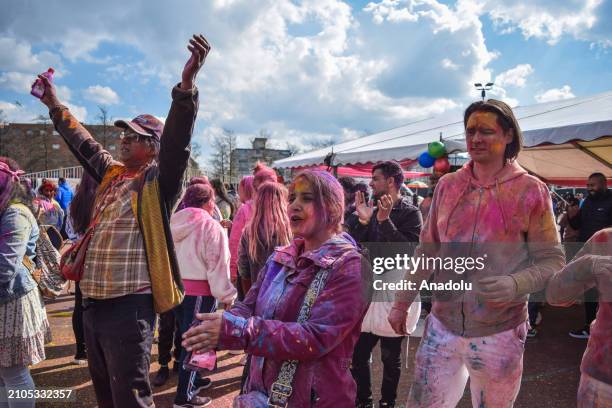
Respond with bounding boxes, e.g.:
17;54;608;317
109;145;116;151
51;144;60;150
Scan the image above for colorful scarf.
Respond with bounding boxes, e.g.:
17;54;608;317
0;162;25;212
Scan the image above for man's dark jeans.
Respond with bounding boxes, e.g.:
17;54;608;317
158;309;181;366
83;294;155;408
351;332;404;405
72;283;85;357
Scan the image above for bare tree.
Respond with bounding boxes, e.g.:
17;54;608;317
309;137;335;149
209;128;237;180
191;140;202;160
96;106;111;148
284;141;302;156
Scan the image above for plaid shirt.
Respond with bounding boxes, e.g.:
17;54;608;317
81;173;150;299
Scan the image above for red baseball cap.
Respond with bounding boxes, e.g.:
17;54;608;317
115;114;163;143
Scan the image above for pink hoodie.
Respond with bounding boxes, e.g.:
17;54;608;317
229;200;254;280
397;160;565;337
547;228;612;385
170;207;236;304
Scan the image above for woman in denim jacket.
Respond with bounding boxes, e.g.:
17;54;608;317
0;157;51;408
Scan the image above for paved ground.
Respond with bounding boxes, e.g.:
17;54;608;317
34;294;587;407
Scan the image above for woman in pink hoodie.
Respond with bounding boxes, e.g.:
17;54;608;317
389;100;565;407
171;183;237;407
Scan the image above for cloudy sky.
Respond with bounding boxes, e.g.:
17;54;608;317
1;0;611;168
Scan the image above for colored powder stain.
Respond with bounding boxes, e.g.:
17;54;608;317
293;178;310;194
593;231;609;243
490;141;506;154
470;355;484;370
466;112;501;133
469;342;478;351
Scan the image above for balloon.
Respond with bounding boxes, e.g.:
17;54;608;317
428;141;446;159
433;157;451;173
418;152;436;168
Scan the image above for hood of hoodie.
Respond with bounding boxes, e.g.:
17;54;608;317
170;207;212;242
456;160;527;188
440;160;530;236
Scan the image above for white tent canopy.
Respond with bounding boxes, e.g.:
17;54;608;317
274;91;612;183
273;112;467;168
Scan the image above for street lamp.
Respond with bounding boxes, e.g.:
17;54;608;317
474;82;494;101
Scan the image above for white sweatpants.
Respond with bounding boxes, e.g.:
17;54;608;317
407;313;527;408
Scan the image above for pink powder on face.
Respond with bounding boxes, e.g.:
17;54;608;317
291;171;345;234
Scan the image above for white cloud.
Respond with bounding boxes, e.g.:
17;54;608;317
494;64;533;88
0;37;62;74
485;0;603;45
0;71;35;94
83;85;120;105
0;0;604;168
364;0;419;24
441;58;460;70
534;85;575;103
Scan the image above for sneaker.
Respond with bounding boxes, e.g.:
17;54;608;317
535;311;543;326
173;396;212;408
152;366;170;387
569;327;590;339
71;357;87;365
193;377;212;394
527;328;538;338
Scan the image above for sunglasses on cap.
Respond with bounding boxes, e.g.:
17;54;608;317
120;131;152;143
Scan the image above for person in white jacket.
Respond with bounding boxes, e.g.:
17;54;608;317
171;183;237;408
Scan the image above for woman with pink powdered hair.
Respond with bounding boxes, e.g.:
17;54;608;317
237;182;292;295
229;163;278;288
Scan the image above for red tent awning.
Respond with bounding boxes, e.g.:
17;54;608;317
291;160;430;179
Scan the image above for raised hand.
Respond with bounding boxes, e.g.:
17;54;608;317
355;191;374;224
181;34;212;90
376;194;393;222
34;74;60;109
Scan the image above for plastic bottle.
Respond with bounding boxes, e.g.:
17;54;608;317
31;68;54;99
183;298;218;372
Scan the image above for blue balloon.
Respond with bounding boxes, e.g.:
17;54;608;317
418;152;435;168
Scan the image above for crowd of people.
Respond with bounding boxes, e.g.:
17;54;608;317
0;34;610;408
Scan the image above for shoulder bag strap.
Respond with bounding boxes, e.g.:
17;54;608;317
267;266;331;407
